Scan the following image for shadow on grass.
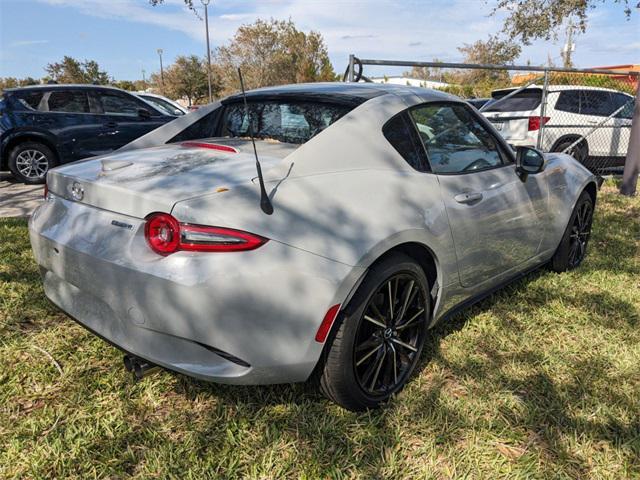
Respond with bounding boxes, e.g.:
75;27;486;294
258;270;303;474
151;260;638;477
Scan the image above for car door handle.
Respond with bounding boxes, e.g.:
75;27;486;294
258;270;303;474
103;122;118;128
454;192;483;204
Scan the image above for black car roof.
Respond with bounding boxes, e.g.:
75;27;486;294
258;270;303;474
223;81;453;106
3;84;129;94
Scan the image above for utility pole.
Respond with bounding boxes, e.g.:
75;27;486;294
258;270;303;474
157;48;164;89
562;20;575;68
202;0;213;103
141;68;146;90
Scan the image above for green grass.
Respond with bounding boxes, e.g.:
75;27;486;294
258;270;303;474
1;183;639;479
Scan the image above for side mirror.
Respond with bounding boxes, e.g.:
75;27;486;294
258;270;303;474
137;108;152;119
515;146;545;176
173;109;184;116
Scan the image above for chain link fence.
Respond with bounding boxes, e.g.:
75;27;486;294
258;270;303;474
344;56;639;176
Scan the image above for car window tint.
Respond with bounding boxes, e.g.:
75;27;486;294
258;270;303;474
220;101;351;144
100;92;142;116
554;90;581;114
383;112;429;171
13;91;45;111
410;104;505;174
485;89;542;112
580;91;614;116
612;93;634;120
48;91;89;113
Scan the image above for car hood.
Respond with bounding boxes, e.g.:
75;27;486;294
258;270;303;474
47;139;298;219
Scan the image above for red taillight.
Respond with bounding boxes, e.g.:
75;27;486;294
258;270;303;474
144;212;268;256
315;304;341;343
528;116;550;131
145;213;181;255
180;142;239;153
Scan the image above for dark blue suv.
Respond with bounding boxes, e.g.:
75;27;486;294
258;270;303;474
0;84;177;183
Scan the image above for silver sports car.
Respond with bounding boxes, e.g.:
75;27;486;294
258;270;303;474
29;83;597;411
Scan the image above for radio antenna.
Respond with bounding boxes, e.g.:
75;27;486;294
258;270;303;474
238;68;273;215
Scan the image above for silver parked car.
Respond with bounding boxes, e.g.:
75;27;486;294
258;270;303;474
29;83;597;410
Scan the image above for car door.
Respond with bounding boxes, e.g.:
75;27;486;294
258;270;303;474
409;102;548;288
43;89;107;161
93;89;172;149
578;90;620;158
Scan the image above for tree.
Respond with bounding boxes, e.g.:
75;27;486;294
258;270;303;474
448;35;522;97
489;0;639;195
45;56;109;84
491;0;635;45
214;19;336;95
0;77;40;93
150;55;215;106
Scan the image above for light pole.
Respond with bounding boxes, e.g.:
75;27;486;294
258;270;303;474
157;48;164;89
141;68;146;90
202;0;213;103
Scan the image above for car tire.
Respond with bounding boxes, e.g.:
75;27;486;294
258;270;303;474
8;141;56;184
318;253;430;411
550;191;594;272
553;138;588;165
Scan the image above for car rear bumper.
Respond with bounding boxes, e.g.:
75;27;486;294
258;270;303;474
29;195;363;384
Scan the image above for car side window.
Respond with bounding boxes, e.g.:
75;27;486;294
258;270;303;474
382;112;430;172
100;92;145;116
48;90;90;113
409;103;506;174
580;91;614;117
12;91;45;111
554;90;581;114
612;93;634;120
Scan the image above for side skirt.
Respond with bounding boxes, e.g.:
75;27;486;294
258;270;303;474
433;260;548;326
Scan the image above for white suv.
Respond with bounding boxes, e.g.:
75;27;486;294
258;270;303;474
481;85;635;170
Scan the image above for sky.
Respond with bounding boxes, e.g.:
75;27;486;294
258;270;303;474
1;0;639;81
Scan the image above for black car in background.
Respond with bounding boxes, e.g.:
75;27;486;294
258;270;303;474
0;84;177;183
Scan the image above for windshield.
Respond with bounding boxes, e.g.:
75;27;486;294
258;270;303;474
220;101;352;144
141;95;183;116
485;89;542;112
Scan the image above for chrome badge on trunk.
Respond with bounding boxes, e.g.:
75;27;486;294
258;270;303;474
70;181;84;201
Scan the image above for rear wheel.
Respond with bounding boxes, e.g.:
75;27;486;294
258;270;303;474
8;141;55;184
550;191;594;272
318;253;430;411
553;138;588;165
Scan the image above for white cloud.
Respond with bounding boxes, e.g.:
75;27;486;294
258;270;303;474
31;0;640;70
10;40;50;47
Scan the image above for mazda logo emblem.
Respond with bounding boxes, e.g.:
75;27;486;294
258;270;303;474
70;182;84;201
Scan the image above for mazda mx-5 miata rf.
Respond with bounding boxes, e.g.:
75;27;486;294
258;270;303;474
29;83;597;410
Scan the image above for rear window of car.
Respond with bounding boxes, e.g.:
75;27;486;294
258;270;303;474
485;89;542;112
220;101;352;144
48;91;90;113
12;91;45;111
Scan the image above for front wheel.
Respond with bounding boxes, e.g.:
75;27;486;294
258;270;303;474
550;191;594;272
318;253;430;411
8;141;56;184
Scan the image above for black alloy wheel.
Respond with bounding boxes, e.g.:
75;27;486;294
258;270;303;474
318;253;430;411
353;273;427;396
567;199;593;268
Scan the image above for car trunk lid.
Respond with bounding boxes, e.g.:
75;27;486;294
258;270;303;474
47;139;298;219
481;88;543;141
